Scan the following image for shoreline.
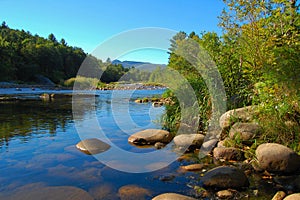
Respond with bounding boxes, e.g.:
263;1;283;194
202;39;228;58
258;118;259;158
0;82;166;91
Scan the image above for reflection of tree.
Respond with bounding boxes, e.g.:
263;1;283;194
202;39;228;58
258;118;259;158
0;99;88;147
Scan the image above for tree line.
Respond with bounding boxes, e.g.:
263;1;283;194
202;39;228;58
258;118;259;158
0;22;153;84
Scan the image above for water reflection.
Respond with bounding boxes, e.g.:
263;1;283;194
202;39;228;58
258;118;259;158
0;100;73;147
0;89;197;200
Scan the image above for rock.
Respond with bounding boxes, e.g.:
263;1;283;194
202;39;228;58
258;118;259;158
118;185;151;200
201;166;249;189
284;193;300;200
216;190;235;199
76;138;110;155
158;174;175;182
152;193;197;200
142;98;149;103
152;102;164;107
180;164;205;171
274;175;300;191
272;191;286;200
5;186;93;200
154;142;166;149
177;154;195;162
229;122;261;141
255;143;300;173
217;138;231;148
201;138;219;153
89;184;117;200
219;106;256;129
128;129;173;145
135;99;142;103
173;134;205;150
40;93;52;100
213;147;244;161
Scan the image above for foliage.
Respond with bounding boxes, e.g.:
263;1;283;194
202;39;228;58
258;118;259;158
163;0;300;150
64;76;99;89
0;23;156;85
0;23;87;83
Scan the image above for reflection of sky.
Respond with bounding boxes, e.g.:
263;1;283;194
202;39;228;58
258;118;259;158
0;89;191;198
74;89;179;172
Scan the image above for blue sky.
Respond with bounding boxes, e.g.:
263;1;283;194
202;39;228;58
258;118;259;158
0;0;225;64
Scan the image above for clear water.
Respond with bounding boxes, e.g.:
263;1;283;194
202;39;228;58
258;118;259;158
0;89;196;199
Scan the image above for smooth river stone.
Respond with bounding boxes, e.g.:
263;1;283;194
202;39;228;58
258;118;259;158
173;134;205;148
284;193;300;200
76;138;110;155
255;143;300;173
128;129;173;145
5;186;93;200
118;185;151;200
152;193;197;200
229;122;261;141
219;106;256;129
201;166;249;189
180;164;205;171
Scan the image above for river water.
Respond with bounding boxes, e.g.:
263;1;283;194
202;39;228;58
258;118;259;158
0;89;199;199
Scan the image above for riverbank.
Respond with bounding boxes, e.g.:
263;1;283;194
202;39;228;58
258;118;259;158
0;82;165;91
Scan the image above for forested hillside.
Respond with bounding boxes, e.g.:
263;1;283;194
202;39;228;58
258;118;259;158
0;22;87;83
0;22;155;85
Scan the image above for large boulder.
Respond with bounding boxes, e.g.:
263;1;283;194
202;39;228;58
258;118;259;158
173;134;205;150
255;143;300;173
229;122;261;141
76;138;110;155
219;106;256;129
128;129;173;145
213;147;244;161
152;193;197;200
201;166;249;189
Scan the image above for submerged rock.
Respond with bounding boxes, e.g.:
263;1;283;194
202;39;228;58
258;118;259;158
76;138;110;155
201;166;249;189
118;185;151;200
180;163;205;171
173;134;205;150
5;185;93;200
152;193;197;200
128;129;173;145
255;143;300;173
154;142;166;149
89;184;117;200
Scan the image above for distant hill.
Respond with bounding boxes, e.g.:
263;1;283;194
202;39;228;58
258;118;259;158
112;60;166;72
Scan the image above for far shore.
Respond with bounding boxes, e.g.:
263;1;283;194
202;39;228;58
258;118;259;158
0;82;69;90
0;82;166;91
